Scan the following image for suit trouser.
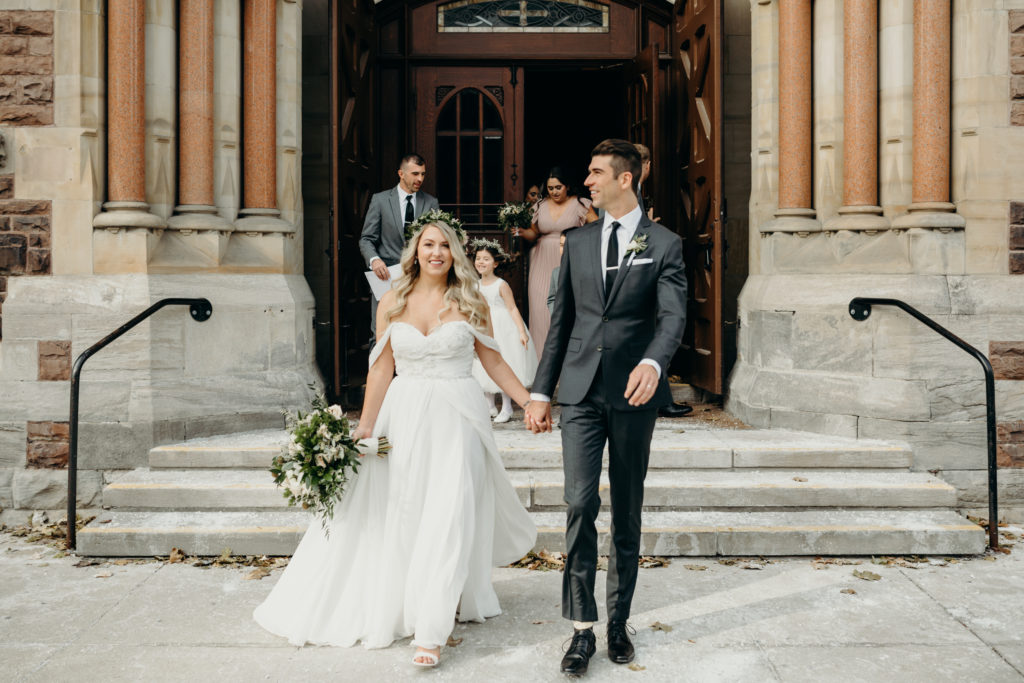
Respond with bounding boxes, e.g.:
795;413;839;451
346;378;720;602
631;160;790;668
560;363;657;623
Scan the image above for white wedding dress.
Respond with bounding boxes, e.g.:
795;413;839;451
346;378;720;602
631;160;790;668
253;320;537;649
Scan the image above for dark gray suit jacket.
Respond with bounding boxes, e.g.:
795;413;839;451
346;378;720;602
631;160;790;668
534;216;687;411
358;187;439;268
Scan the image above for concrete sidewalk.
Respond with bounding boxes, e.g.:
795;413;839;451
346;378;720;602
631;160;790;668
2;529;1022;682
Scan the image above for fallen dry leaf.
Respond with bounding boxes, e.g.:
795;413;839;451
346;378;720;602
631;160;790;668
113;559;134;566
649;621;673;632
94;572;113;579
840;588;857;595
792;476;808;483
628;663;646;671
446;636;463;647
683;564;707;571
531;620;550;625
73;559;101;568
244;568;271;581
852;569;881;581
168;547;186;564
639;556;670;569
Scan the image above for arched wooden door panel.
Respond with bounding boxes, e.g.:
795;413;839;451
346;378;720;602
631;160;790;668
331;0;377;395
413;65;526;308
674;0;723;395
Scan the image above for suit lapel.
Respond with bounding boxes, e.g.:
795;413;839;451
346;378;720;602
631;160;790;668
413;192;428;219
389;188;403;231
603;216;651;312
589;225;605;304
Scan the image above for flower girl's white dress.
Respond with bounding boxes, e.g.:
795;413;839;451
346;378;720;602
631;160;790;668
253;320;537;649
472;278;538;393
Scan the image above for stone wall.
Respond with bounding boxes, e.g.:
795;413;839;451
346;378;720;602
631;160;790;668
0;11;54;127
734;0;1024;519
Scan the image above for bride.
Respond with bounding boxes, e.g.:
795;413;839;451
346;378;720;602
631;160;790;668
253;220;539;667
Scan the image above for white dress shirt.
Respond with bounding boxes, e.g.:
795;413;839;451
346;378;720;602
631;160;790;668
531;204;661;404
370;186;416;267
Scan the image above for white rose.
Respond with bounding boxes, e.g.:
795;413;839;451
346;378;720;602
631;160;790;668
327;405;344;419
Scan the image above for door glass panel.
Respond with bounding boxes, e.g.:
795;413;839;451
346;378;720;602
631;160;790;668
435;87;503;209
483;138;502;203
460;138;480;202
437;136;457;201
460;90;480;131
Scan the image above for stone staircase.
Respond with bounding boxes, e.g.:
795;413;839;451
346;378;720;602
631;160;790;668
77;425;986;557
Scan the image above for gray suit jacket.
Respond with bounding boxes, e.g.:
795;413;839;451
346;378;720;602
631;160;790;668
358;187;440;268
534;216;687;411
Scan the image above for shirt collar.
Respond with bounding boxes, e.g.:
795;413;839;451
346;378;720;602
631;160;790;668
396;185;414;202
602;204;643;234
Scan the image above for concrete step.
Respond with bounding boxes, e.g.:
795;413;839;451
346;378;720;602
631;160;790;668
148;427;914;471
76;509;985;557
104;468;957;512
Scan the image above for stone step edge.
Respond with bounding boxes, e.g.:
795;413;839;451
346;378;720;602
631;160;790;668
76;510;985;558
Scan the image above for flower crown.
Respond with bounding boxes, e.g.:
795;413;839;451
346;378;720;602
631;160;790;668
468;236;509;262
404;209;467;244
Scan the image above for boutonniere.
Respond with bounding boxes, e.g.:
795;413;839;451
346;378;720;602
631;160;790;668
625;233;649;257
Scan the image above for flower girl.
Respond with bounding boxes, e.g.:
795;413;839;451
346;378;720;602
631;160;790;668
470;239;537;422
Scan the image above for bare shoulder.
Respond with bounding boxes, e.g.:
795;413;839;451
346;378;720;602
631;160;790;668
379;289;398;308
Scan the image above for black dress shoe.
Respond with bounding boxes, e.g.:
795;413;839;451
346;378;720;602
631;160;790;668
606;621;635;664
658;401;694;418
560;628;597;676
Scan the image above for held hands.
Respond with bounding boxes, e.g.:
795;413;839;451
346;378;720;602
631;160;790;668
372;260;390;281
524;400;552;433
624;363;660;407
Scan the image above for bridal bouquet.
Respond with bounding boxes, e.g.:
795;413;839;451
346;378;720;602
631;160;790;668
270;395;389;530
497;201;533;235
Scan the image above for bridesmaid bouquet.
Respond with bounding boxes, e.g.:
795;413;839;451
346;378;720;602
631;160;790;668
270;395;390;530
497;201;533;235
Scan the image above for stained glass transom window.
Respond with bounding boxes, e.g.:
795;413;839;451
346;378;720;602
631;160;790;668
437;0;609;33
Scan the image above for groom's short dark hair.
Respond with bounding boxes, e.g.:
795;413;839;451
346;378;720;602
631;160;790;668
591;139;641;193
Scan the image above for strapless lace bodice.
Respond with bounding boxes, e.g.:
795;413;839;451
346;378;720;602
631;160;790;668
386;321;480;379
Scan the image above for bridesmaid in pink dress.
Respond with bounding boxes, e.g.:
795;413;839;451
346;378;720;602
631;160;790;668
516;168;598;357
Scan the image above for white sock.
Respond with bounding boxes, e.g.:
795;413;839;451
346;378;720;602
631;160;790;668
573;621;594;630
501;392;512;414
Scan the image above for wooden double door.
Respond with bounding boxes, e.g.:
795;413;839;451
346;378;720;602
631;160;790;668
330;0;726;398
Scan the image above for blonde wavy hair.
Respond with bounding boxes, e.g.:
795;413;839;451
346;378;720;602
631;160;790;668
383;221;490;332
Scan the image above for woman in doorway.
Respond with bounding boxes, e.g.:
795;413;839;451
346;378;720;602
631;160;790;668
516;167;598;356
254;221;538;668
525;182;541;205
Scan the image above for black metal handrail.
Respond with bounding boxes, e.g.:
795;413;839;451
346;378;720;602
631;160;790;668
66;298;213;549
848;297;999;549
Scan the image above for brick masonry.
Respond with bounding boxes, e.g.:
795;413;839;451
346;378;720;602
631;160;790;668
25;420;69;469
0;11;54;126
1012;201;1024;275
0;175;51;339
37;340;70;381
993;339;1024;467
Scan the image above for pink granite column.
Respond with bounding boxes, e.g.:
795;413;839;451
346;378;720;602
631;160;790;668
93;0;165;231
894;0;964;229
169;0;231;232
237;0;288;231
827;0;887;230
768;0;819;232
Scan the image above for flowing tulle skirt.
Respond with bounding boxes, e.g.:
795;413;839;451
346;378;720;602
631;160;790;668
253;373;536;649
472;306;538;393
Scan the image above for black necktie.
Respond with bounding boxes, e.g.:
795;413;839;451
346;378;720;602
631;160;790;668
605;221;620;296
404;195;414;225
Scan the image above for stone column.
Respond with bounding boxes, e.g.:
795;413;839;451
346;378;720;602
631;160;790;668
93;0;165;267
236;0;290;233
168;0;232;255
764;0;820;233
826;0;887;231
892;0;965;230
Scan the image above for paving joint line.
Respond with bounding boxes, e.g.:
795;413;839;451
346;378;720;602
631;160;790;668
899;567;1024;678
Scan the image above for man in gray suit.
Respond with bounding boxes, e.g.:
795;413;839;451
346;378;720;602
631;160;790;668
524;140;687;676
358;153;439;344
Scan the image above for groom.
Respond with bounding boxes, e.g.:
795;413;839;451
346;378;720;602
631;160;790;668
525;139;687;676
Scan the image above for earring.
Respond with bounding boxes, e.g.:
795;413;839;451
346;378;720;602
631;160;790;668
414;258;418;264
